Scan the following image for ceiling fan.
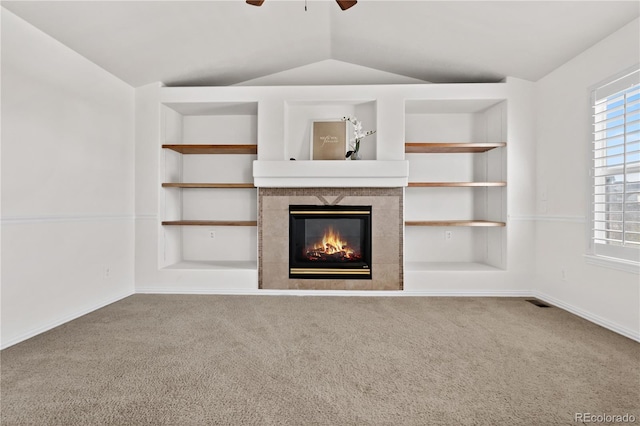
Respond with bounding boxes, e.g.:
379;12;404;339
246;1;358;11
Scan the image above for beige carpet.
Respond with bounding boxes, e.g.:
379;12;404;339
1;295;638;425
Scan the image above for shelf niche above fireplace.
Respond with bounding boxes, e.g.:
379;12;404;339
289;205;372;280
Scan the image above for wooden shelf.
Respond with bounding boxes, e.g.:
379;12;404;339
162;183;255;188
405;143;506;153
405;220;505;227
408;182;506;187
162;220;257;226
162;144;257;154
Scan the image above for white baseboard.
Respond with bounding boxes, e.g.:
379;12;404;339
135;288;532;297
401;290;532;297
1;290;135;350
532;291;640;342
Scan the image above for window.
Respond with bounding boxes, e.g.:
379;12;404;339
591;67;640;265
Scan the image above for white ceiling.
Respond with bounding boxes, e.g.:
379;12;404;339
3;0;639;87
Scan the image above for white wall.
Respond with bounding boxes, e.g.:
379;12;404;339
534;18;640;340
0;10;135;348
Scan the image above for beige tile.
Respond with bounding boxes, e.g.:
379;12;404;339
321;195;341;205
328;281;347;290
338;196;364;206
289;196;323;206
295;280;333;290
261;244;288;263
262;211;289;238
260;196;289;211
372;263;401;290
261;232;287;251
341;196;400;210
375;197;402;211
382;281;402;291
372;235;400;264
372;209;403;237
261;262;289;289
344;280;373;290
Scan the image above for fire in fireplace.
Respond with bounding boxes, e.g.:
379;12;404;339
303;225;362;262
289;205;372;279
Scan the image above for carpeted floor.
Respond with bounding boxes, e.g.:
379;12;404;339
1;295;638;425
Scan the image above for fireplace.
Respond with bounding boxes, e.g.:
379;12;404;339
258;188;402;290
289;205;372;279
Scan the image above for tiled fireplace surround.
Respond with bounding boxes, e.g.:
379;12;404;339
258;187;404;290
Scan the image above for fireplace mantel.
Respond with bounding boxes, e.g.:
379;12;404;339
253;160;409;187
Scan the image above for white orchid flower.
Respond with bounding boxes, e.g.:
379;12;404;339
342;116;376;159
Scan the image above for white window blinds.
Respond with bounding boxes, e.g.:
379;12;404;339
592;68;640;262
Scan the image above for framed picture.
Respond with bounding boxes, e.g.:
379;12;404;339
310;120;347;160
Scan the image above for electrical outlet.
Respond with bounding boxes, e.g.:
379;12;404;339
561;269;566;281
445;230;453;241
209;231;216;239
104;267;111;279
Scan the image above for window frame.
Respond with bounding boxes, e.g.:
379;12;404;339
586;65;640;273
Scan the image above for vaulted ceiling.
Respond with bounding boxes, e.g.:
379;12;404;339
3;1;639;87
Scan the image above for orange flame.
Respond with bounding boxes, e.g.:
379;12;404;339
305;226;360;261
311;226;353;256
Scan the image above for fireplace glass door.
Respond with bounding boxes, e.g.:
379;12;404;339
289;205;372;279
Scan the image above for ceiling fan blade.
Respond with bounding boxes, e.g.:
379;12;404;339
246;0;265;6
336;0;357;10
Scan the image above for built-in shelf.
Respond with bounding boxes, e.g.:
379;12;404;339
162;144;257;155
162;183;255;188
405;220;506;227
405;142;506;153
407;182;506;187
162;220;257;226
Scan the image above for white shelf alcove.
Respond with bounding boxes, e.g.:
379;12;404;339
160;101;259;271
285;99;377;161
404;98;508;272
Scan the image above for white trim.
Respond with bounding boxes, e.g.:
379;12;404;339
532;291;640;342
1;214;134;225
590;64;640;101
507;215;537;222
135;214;158;221
508;215;586;223
386;290;530;297
584;254;640;274
0;290;135;350
588;67;640;263
135;288;530;297
535;215;585;223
